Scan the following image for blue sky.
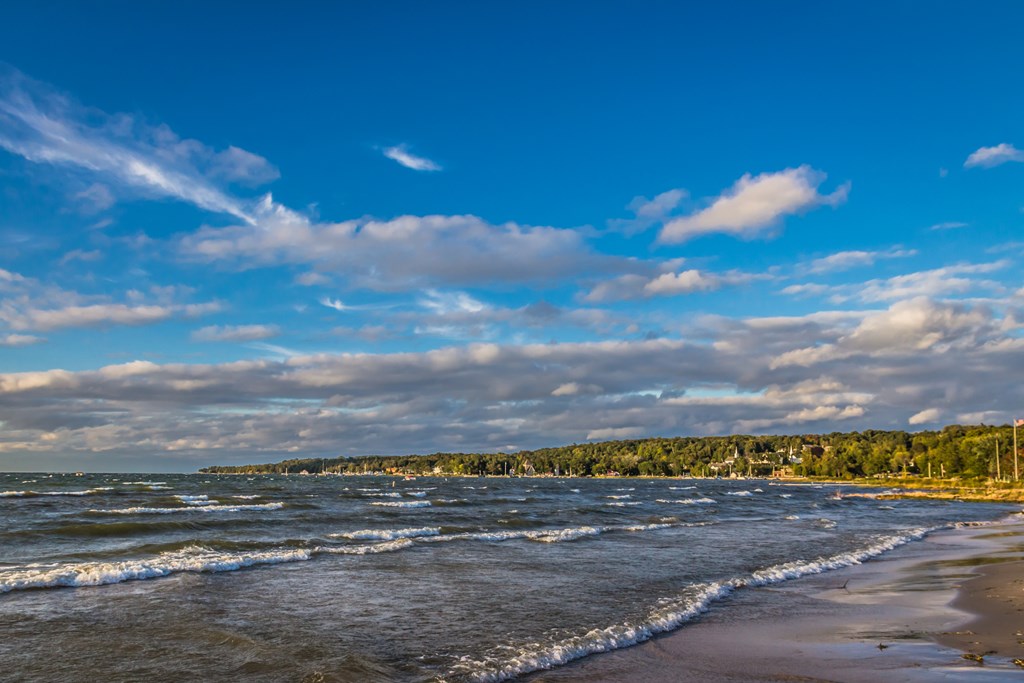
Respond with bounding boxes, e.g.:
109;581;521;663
1;2;1023;471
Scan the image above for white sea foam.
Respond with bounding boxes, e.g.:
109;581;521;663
370;500;432;508
1;487;113;497
233;495;261;500
317;539;415;555
784;515;800;520
725;490;753;496
332;527;441;541
656;497;715;505
0;545;311;594
606;495;632;499
604;501;642;507
362;492;402;498
669;486;697;490
405;491;429;497
175;494;213;506
91;502;285;514
779;493;793;498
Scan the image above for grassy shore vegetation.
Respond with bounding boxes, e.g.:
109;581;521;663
202;423;1024;490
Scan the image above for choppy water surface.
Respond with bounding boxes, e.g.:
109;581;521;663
0;473;1014;681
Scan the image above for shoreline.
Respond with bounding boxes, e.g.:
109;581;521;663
529;515;1024;682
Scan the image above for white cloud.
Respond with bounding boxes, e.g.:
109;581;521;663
382;144;441;172
783;261;1008;304
586;427;645;440
659;166;849;243
58;249;103;266
908;408;941;425
771;297;994;368
609;188;687;234
419;289;486;315
8;304;173;331
0;333;44;347
1;303;1023;463
319;297;350;312
295;272;331;287
805;247;915;274
192;325;280;342
928;221;968;231
0;268;221;333
964;143;1024;169
584;268;760;302
207;146;279;185
72;183;115;213
0;65;263;223
643;270;724;296
180;195;624;290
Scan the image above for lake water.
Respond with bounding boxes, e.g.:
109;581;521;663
0;473;1015;682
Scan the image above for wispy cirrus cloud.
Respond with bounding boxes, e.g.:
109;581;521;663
659;166;849;243
964;143;1024;169
608;188;687;235
781;261;1008;304
382;144;441;171
928;221;968;231
804;247;915;274
0;64;276;223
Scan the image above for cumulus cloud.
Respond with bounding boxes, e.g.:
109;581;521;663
770;297;994;368
1;296;1022;465
191;324;280;342
584;268;761;302
180;195;629;289
382;144;442;172
0;64;271;222
964;143;1024;169
0;333;44;346
0;268;220;333
908;408;941;425
659;166;849;243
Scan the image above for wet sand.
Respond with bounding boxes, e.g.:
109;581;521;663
530;518;1024;682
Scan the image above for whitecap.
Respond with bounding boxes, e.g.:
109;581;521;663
91;502;285;514
0;545;311;594
331;527;441;541
369;500;432;508
656;497;715;505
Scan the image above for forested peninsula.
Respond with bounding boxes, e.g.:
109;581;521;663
201;423;1022;482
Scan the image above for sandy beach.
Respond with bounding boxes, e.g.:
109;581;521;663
531;516;1024;682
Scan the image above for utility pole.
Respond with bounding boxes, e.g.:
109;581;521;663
1015;419;1021;482
996;439;1001;481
